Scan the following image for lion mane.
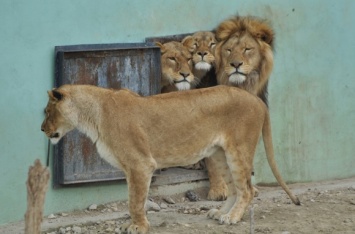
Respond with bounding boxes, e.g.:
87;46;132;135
215;16;275;104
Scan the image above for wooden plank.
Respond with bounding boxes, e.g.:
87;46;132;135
53;43;161;186
151;168;208;186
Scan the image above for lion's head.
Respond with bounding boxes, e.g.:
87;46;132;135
41;88;76;144
182;31;217;80
157;41;195;92
214;16;274;104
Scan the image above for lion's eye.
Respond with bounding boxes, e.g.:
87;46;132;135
245;48;252;52
168;57;176;62
226;49;232;54
210;43;216;48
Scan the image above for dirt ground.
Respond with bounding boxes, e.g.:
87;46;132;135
1;177;354;234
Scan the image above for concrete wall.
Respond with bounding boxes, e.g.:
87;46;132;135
1;0;354;225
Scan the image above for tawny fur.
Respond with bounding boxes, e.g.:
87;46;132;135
215;15;274;105
156;41;195;93
41;85;300;234
182;31;218;87
209;16;275;200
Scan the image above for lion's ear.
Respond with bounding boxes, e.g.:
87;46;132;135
256;28;274;47
181;35;192;45
181;36;196;53
48;89;63;102
156;42;166;54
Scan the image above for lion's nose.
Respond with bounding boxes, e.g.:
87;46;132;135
230;61;243;68
197;51;207;58
179;72;190;78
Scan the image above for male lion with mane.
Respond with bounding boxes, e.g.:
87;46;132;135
41;84;300;234
204;16;275;200
215;15;274;105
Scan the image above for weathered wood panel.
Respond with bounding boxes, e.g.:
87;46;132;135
54;43;161;186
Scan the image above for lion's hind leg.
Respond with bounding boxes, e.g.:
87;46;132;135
207;149;237;220
205;156;228;201
218;145;255;225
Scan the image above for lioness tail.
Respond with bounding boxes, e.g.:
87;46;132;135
262;110;301;206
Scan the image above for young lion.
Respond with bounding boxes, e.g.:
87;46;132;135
41;84;300;234
214;15;274;105
156;41;195;93
182;31;228;201
182;31;218;88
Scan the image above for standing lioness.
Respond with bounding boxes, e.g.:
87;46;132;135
41;85;300;234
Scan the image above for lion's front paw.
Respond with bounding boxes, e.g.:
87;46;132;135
207;187;228;201
118;222;149;234
219;213;240;225
207;208;222;220
127;224;149;234
118;222;131;234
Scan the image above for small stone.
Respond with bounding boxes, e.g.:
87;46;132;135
46;232;56;234
145;200;161;211
60;212;68;217
47;214;56;219
261;215;266;219
200;206;210;211
186;190;198;202
72;226;82;233
59;227;66;234
159;221;168;227
160;202;168;209
310;199;315;202
281;232;291;234
106;220;116;225
66;227;72;231
88;204;97;210
115;228;120;233
163;197;176;204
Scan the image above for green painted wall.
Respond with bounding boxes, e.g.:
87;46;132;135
0;0;354;225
